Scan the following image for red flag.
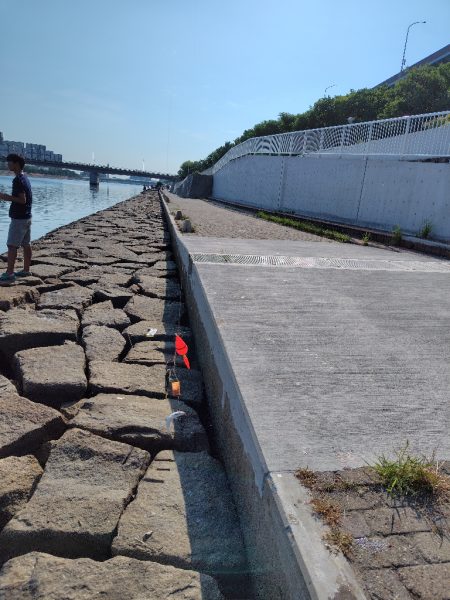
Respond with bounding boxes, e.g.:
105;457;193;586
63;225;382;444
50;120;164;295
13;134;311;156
175;335;190;369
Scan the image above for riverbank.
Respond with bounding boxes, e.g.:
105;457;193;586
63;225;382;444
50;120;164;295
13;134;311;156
0;191;249;599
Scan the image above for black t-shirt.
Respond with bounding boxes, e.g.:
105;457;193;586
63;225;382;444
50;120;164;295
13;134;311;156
9;173;32;219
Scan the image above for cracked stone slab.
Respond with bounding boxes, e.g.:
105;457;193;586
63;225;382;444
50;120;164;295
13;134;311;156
0;308;79;362
30;263;78;280
89;283;134;307
134;275;181;300
14;341;87;408
123;320;192;345
0;375;18;397
81;301;131;330
32;256;87;269
124;340;184;366
0;428;151;563
68;393;209;454
0;552;224;600
0;287;39;312
37;284;93;315
112;451;247;583
124;295;184;324
0;455;43;529
0;393;66;459
82;325;126;362
89;361;166;398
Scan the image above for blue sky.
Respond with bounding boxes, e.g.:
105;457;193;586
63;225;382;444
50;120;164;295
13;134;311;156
0;0;448;173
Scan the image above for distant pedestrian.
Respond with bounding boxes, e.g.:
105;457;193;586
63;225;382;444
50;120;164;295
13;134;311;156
0;154;33;283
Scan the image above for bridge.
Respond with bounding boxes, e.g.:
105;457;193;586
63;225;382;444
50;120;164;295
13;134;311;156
0;156;178;186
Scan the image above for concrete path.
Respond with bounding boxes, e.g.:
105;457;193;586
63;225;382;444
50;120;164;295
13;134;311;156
164;193;450;600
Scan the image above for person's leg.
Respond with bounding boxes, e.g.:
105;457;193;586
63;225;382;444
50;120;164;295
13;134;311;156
23;245;32;272
6;245;18;275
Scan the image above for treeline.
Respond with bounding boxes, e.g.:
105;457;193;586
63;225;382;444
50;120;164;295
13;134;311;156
178;63;450;178
23;165;82;179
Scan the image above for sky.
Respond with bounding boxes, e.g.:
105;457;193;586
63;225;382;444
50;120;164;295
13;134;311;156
0;0;448;174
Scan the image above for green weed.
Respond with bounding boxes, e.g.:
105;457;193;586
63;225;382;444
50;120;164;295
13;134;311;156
257;211;351;243
392;225;402;245
362;232;371;246
419;221;433;239
372;442;450;498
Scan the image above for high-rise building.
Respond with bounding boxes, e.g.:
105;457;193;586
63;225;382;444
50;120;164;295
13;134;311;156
0;132;62;162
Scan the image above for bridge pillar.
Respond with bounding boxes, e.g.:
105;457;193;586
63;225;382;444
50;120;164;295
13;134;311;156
89;171;99;187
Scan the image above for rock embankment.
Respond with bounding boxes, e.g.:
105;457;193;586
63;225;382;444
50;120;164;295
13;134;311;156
0;192;248;599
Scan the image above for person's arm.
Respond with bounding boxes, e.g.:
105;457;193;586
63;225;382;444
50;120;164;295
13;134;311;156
0;191;27;204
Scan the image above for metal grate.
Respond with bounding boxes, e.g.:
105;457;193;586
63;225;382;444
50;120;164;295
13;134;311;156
191;253;450;273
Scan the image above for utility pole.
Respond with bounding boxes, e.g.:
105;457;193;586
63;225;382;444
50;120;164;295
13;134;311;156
401;21;426;72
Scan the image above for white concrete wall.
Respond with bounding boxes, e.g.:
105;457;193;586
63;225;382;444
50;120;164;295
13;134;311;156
212;154;450;240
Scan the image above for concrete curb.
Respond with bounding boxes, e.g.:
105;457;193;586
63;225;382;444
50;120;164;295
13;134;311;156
160;191;367;600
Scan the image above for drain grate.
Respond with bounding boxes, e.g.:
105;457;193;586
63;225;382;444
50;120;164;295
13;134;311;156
191;253;450;273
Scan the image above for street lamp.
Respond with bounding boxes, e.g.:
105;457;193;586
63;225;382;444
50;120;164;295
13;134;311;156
400;21;426;72
324;84;336;96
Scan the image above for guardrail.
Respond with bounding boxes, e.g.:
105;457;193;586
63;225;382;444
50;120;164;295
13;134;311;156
204;111;450;175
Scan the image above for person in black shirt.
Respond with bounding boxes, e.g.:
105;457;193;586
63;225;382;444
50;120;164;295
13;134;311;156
0;154;33;283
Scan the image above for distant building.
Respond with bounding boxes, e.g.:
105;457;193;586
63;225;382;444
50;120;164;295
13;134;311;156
376;43;450;87
0;132;63;162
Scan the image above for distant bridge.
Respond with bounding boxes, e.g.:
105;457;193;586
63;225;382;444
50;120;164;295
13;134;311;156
0;156;178;186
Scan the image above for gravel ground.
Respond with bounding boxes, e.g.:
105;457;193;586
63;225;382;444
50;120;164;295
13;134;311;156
164;192;333;242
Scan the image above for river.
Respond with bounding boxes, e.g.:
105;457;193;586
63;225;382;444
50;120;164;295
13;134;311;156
0;176;143;243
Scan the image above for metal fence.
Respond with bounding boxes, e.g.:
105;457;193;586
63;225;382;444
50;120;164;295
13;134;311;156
205;111;450;175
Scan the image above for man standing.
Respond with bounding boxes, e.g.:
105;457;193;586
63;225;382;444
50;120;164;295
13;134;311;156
0;154;33;283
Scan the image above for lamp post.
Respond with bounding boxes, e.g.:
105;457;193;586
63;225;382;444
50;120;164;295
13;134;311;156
400;21;426;72
324;84;336;97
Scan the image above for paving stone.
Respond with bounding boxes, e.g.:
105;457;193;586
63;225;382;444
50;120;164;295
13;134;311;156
32;256;87;269
82;325;126;363
134;275;181;300
124;295;183;324
14;342;87;408
0;308;78;361
398;563;450;599
0;393;66;459
60;269;102;285
69;393;209;454
112;450;247;585
89;361;166;398
0;552;224;600
124;340;184;366
0;456;43;529
123;320;192;345
362;507;431;536
0;428;151;562
37;284;93;315
336;467;381;486
411;531;450;563
0;375;18;396
359;569;411;600
0;287;38;312
153;260;177;273
81;300;130;330
30;263;77;280
352;535;423;569
89;283;134;307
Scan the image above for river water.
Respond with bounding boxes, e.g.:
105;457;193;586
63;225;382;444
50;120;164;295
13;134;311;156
0;176;143;244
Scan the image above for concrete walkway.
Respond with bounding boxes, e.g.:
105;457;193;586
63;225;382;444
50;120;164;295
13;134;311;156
164;193;450;599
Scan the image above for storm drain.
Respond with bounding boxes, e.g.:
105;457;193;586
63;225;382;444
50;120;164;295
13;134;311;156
191;253;450;273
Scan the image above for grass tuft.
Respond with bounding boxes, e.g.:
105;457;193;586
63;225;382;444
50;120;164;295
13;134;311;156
295;467;318;489
392;225;402;245
362;232;371;246
310;497;342;528
372;442;450;499
257;211;351;243
419;220;433;239
323;529;354;557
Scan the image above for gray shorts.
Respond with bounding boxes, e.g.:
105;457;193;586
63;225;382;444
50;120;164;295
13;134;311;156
7;219;32;248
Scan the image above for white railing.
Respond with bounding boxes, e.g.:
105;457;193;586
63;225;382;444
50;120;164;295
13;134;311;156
204;111;450;175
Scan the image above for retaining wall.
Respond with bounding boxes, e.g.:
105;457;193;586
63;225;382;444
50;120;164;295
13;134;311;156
212;154;450;240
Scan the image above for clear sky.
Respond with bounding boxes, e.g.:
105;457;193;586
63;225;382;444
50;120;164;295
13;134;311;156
0;0;448;174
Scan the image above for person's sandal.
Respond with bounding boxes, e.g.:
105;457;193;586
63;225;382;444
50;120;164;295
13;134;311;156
0;272;16;284
15;270;32;278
